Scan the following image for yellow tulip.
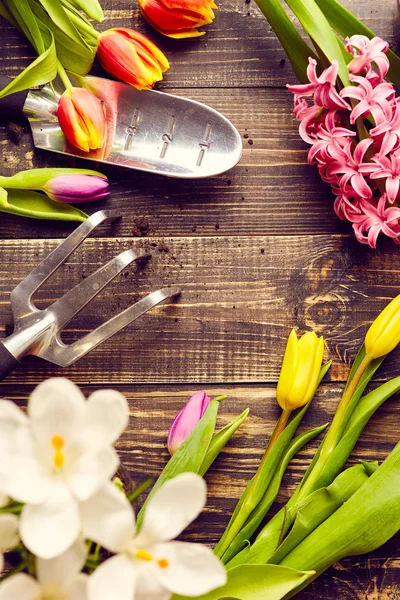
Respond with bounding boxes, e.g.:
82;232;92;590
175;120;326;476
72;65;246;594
277;329;325;412
365;295;400;359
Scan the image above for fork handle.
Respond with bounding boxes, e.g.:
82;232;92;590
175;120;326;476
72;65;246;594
0;342;20;381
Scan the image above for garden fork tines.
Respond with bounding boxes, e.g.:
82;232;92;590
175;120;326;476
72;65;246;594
0;210;181;381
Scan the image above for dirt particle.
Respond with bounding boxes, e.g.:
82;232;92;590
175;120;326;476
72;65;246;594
157;241;170;253
247;139;254;145
243;133;249;139
261;248;265;254
7;122;24;145
280;58;286;66
132;217;150;237
215;223;220;231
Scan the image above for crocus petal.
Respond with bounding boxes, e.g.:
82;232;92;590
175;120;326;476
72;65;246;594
0;514;19;551
28;378;87;450
7;427;52;504
20;480;80;559
66;447;119;501
87;554;136;600
66;574;89;600
0;574;41;600
84;389;129;451
80;481;135;552
137;473;206;545
155;541;227;596
135;563;170;600
36;539;87;588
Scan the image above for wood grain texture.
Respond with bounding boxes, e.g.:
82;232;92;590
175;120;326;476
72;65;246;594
0;87;350;240
1;0;400;597
0;0;398;89
1;382;399;598
0;234;400;385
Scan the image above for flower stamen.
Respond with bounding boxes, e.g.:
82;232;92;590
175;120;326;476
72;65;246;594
158;558;169;569
135;549;154;562
51;435;65;469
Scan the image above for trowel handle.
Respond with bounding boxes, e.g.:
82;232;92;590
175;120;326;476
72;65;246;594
0;74;30;120
0;342;20;382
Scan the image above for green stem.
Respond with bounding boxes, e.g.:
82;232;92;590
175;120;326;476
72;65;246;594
298;354;372;501
216;409;292;558
57;60;73;91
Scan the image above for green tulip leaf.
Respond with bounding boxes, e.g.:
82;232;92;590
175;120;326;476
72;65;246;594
173;565;315;600
283;0;351;85
312;0;400;89
61;0;103;21
0;31;57;99
0;187;8;209
0;168;106;190
136;397;226;528
6;0;44;52
281;440;400;574
0;189;88;222
269;463;371;564
199;408;250;477
254;0;317;83
222;422;328;565
34;0;90;49
0;0;18;27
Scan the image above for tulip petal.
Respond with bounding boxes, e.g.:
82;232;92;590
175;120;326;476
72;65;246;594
80;481;135;552
87;554;135;600
58;91;90;152
136;473;206;545
155;541;227;596
276;329;298;410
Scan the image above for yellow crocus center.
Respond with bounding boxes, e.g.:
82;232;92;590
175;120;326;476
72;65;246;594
51;435;65;469
134;549;170;569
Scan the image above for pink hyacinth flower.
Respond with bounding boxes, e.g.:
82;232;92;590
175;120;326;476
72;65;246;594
351;195;400;248
287;58;350;110
345;35;390;81
308;110;356;164
167;391;212;456
370;98;400;156
334;193;363;222
368;151;400;203
340;75;395;124
327;138;374;198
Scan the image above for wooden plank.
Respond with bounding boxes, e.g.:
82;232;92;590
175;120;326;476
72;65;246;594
0;0;396;89
1;382;399;598
0;234;399;385
0;86;357;240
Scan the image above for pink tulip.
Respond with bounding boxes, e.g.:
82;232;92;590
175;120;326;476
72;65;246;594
167;391;212;456
43;174;109;204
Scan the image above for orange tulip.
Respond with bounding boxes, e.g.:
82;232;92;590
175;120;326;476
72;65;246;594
57;88;106;153
138;0;218;38
97;28;169;90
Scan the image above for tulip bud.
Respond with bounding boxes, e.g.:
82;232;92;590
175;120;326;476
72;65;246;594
138;0;218;39
57;87;106;153
42;174;109;204
97;28;169;90
277;330;325;412
365;295;400;359
168;391;212;455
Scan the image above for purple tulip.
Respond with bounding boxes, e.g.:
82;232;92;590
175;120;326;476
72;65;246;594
43;174;110;204
167;391;212;456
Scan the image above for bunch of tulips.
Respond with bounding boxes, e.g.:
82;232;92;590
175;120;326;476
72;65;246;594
0;0;217;153
288;36;400;248
165;295;400;599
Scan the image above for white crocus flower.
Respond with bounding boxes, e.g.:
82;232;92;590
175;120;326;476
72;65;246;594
0;378;129;559
86;473;227;600
0;539;88;600
0;513;20;572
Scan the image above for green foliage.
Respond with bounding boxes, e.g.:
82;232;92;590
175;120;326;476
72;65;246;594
0;189;88;221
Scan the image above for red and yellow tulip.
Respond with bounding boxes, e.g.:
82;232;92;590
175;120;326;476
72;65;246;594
97;28;169;90
57;88;106;153
138;0;218;39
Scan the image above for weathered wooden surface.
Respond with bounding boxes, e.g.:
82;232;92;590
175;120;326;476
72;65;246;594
1;0;400;597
